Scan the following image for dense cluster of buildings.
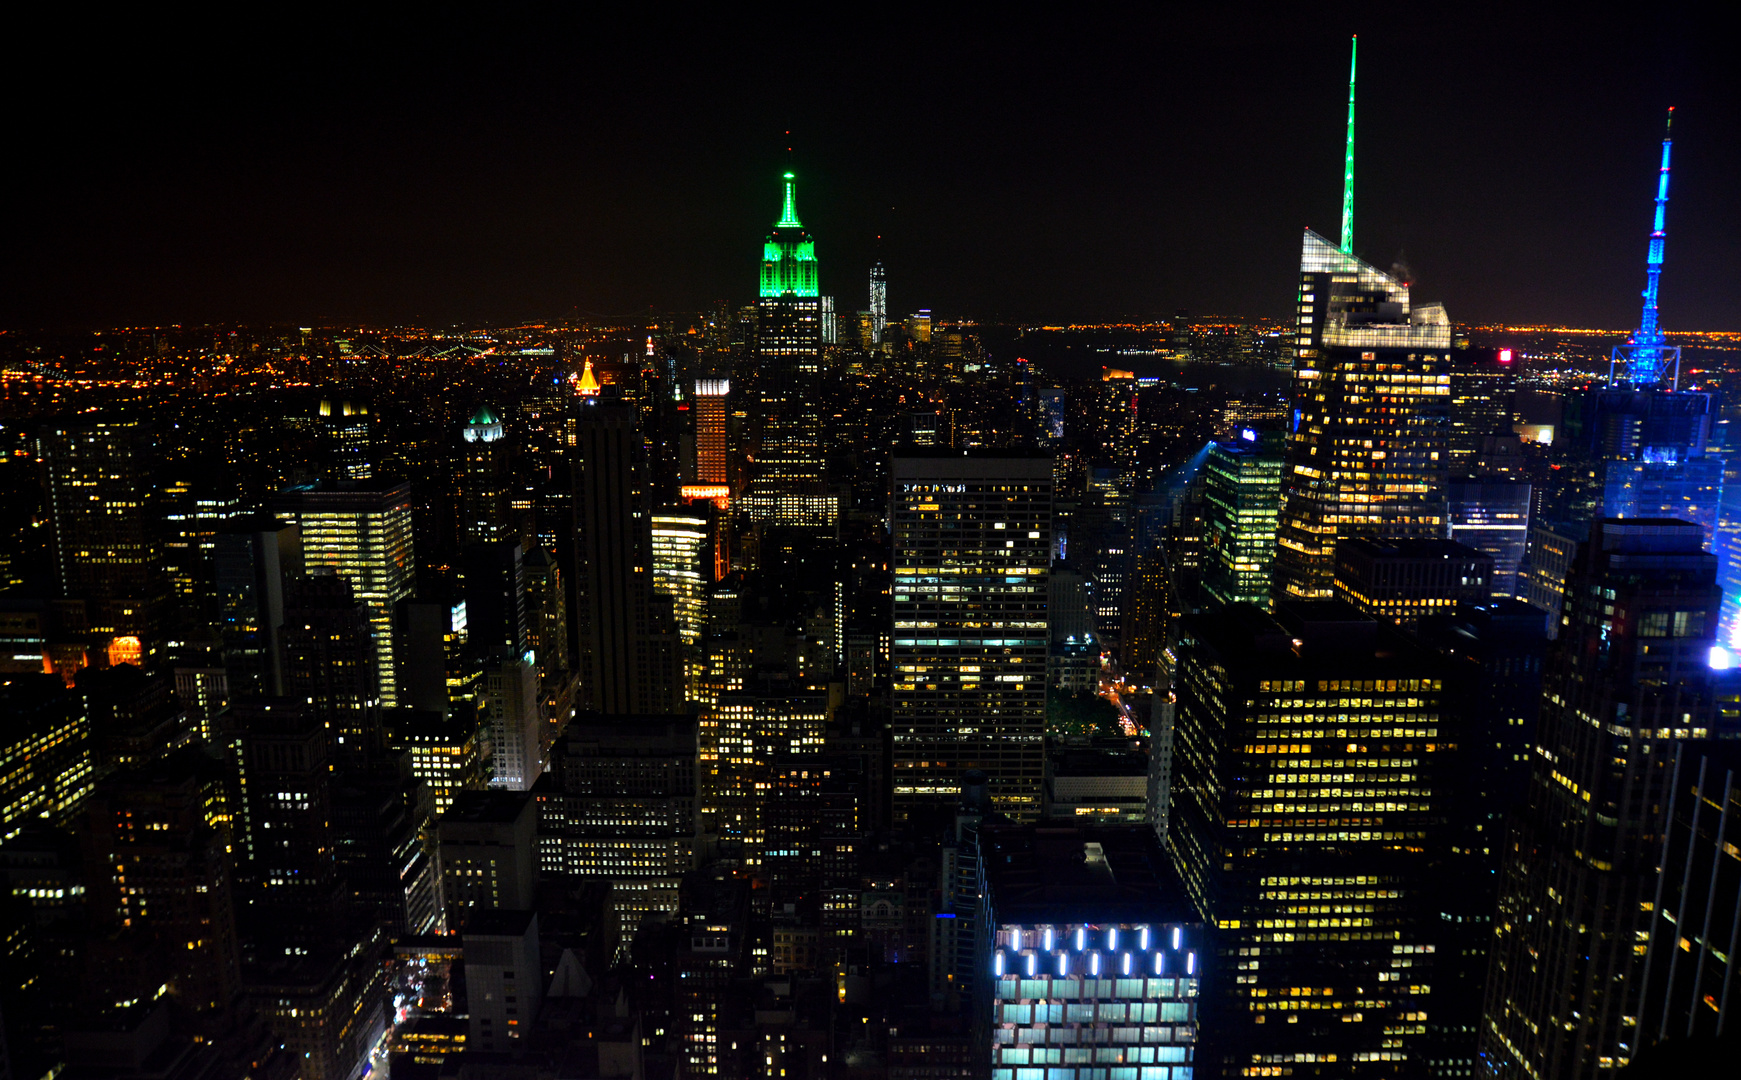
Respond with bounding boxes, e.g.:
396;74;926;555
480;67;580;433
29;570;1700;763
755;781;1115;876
0;49;1738;1080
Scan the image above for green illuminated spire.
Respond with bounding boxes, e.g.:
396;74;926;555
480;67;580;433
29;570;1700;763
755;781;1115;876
778;171;802;228
759;171;818;298
1340;35;1357;255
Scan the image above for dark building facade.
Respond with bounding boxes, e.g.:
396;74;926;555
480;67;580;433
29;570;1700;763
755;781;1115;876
1480;519;1724;1078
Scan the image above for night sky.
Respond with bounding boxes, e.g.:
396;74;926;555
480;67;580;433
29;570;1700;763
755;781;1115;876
4;7;1737;330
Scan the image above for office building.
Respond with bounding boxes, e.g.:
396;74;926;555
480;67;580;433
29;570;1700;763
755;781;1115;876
76;662;194;775
37;417;168;658
1417;601;1550;1076
892;451;1052;823
1447;348;1519;478
463;908;543;1053
1481;519;1723;1077
870;262;887;345
748;172;831;528
244;923;389;1080
230;698;334;900
80;747;239;1019
318;399;373;481
1447;478;1531;598
386;707;485;817
480;653;543;791
701;690;826;868
439;788;537;917
1170;601;1452;1074
692;378;732;490
1522;520;1582;635
331;758;440;935
521;546;569;680
272;482;415;707
1331;537;1493;631
573;403;683;715
213;515;301;697
983;825;1204;1080
1634;741;1741;1051
281;572;381;765
651;513;709;646
462;539;529;659
460;405;512;545
538;716;698;952
1202;427;1285;610
1043;746;1150;824
1276;230;1453;598
0;674;92;842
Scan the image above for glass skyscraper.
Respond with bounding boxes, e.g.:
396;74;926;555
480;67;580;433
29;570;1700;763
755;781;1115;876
1276;230;1452;599
1202;426;1285;610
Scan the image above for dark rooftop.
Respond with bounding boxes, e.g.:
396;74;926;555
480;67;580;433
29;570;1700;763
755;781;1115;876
979;825;1198;926
463;908;537;937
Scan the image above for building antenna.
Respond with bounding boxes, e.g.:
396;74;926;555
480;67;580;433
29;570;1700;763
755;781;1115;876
1610;107;1679;388
1340;34;1357;255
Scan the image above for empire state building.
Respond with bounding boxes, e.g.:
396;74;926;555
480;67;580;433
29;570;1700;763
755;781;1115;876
746;171;834;527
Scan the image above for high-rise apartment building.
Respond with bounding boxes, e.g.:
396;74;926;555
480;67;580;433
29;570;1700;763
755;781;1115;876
891;451;1052;823
38;417;168;658
1201;426;1285;610
1170;601;1451;1075
272;482;415;707
1276;230;1453;599
1481;519;1723;1078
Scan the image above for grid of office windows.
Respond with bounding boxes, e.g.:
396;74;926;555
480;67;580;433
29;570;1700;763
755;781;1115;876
892;455;1052;822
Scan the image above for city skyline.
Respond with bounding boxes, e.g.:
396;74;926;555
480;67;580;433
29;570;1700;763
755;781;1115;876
6;12;1741;1080
3;10;1738;330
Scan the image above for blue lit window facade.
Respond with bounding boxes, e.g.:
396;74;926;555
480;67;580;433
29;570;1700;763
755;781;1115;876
990;922;1199;1080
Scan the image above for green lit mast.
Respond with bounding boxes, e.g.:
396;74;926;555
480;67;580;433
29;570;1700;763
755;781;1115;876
1340;34;1357;255
759;171;819;298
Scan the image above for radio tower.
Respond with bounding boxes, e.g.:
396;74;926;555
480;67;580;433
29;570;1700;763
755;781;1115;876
1611;108;1679;387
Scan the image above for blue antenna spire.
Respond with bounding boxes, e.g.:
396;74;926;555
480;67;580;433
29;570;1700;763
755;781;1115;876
1613;108;1678;387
